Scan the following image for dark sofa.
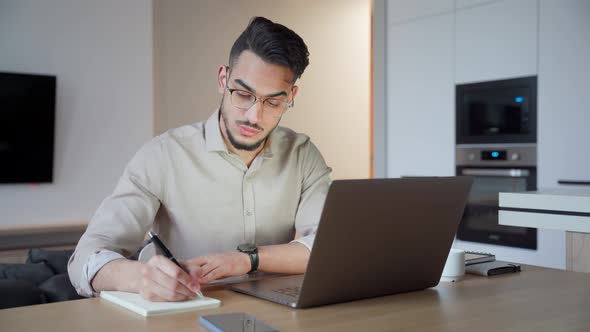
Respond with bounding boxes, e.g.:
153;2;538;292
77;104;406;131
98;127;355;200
0;249;83;309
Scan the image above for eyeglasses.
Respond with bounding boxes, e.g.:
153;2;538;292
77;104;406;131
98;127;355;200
225;87;293;119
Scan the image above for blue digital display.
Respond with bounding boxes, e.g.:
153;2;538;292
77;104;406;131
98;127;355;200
515;96;524;103
482;150;507;160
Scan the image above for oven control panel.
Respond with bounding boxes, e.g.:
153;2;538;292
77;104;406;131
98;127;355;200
456;145;536;166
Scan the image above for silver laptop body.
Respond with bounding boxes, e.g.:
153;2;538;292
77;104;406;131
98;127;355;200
230;177;472;308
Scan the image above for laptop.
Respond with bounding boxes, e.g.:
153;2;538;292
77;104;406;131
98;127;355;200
230;177;472;308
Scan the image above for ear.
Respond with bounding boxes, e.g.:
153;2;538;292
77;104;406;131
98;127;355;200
217;65;228;94
290;85;299;105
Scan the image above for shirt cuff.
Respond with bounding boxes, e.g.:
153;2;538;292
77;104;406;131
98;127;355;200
79;250;126;297
290;233;316;251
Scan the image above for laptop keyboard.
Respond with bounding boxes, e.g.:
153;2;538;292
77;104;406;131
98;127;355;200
273;286;301;298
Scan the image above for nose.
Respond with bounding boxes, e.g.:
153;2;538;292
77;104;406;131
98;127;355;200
244;99;263;124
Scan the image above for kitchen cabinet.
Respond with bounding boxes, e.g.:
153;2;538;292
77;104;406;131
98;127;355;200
538;0;590;189
455;0;538;83
386;0;453;25
386;13;455;177
455;0;499;10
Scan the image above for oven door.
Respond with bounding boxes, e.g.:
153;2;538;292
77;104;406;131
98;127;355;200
456;167;537;249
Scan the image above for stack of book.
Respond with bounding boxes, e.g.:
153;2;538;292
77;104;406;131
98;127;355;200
464;251;521;276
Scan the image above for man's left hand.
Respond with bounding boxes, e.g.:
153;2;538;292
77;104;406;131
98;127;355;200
186;251;251;284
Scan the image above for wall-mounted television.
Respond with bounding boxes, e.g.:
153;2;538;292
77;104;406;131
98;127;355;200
0;72;56;183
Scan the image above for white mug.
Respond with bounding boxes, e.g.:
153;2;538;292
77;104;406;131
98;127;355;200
441;248;465;282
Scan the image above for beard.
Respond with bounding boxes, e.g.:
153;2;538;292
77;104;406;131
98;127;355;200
219;97;273;152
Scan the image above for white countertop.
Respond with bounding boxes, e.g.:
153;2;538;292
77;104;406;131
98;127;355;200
500;189;590;213
499;189;590;233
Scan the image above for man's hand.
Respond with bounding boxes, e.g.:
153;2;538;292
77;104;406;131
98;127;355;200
187;251;251;284
138;255;202;302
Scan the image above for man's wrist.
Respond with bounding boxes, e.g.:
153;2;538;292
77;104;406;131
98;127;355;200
91;259;143;294
128;261;145;293
239;251;252;273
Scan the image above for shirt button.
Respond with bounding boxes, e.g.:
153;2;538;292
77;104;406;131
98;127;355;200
246;211;252;216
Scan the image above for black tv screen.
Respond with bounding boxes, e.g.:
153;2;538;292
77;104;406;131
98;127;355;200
0;72;56;183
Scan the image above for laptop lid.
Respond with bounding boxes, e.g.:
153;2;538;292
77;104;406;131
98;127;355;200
295;176;472;308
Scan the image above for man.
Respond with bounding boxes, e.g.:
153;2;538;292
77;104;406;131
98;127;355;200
68;17;331;302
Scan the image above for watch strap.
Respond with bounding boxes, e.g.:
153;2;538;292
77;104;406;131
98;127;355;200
248;251;259;273
237;244;259;273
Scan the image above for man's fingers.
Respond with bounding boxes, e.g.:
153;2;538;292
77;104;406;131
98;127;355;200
199;261;221;280
200;266;223;284
150;267;195;298
140;277;191;302
151;256;194;290
179;260;202;278
186;256;209;267
179;260;203;292
145;256;199;295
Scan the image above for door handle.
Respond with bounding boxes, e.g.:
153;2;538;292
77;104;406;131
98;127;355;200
461;168;530;177
558;180;590;186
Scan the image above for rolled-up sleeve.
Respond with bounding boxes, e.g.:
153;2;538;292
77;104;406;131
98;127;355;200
290;140;332;251
77;250;125;297
68;137;165;297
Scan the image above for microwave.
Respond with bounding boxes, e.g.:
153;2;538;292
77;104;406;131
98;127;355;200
456;76;537;145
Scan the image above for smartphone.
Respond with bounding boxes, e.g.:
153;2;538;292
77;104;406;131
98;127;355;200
199;313;279;332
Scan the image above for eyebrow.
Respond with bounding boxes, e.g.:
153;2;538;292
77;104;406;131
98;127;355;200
234;79;288;98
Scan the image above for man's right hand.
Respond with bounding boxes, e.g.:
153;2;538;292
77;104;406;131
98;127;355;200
91;256;202;302
138;255;202;302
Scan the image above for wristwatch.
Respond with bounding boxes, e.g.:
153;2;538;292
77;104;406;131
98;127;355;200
237;243;259;273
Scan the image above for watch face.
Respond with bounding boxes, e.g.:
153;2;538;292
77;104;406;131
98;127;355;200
237;243;257;253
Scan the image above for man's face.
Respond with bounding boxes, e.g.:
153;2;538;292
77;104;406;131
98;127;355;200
217;50;298;151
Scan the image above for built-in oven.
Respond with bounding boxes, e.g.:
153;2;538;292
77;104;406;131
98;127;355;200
455;76;538;249
456;145;537;249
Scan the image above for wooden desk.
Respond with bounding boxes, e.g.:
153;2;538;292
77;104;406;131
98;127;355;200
2;266;590;332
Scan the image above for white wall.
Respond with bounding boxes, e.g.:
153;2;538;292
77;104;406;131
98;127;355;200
0;0;153;226
154;0;371;180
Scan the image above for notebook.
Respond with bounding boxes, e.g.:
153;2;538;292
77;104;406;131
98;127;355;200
100;291;221;317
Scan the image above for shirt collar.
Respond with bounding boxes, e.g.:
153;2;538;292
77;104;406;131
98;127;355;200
204;108;275;159
204;109;228;153
260;131;275;159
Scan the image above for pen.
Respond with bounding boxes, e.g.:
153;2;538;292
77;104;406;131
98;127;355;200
147;231;204;298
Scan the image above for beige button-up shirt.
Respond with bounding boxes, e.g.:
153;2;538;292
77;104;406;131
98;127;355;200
68;110;332;297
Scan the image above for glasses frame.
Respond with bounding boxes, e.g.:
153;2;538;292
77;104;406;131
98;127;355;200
224;67;294;119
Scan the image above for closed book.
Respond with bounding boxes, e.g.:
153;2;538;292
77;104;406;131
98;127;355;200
101;291;221;317
466;260;521;276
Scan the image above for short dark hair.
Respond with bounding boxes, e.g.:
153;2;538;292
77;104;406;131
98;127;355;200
229;17;309;82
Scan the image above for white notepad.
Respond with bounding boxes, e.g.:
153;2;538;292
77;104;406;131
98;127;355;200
100;291;221;317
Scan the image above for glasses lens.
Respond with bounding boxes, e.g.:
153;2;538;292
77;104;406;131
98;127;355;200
263;98;288;117
230;90;256;109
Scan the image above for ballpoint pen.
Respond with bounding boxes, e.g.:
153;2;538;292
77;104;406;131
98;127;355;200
147;231;204;298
